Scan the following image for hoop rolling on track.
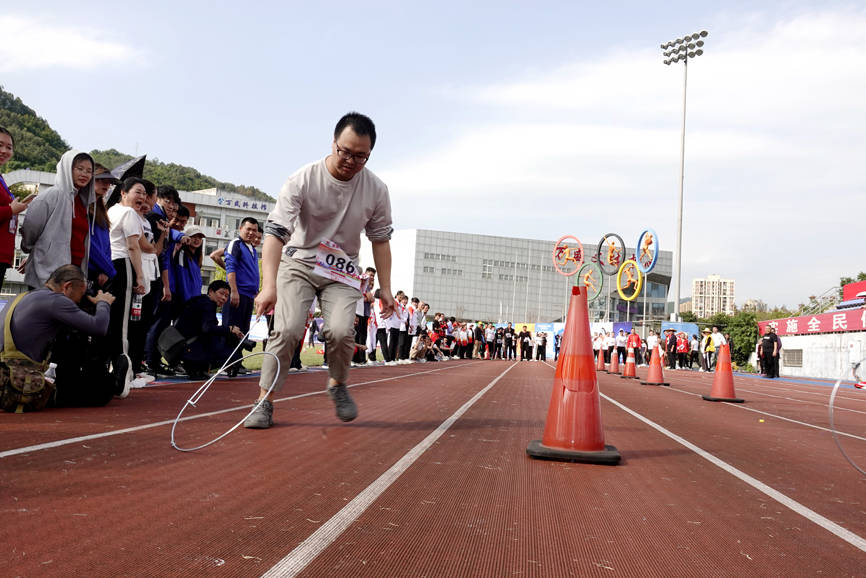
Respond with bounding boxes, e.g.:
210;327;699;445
170;322;281;452
828;360;866;477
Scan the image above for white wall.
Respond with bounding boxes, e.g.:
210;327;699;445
765;331;866;380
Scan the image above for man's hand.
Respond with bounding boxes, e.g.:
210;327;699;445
379;291;396;319
230;291;240;307
88;290;116;305
162;285;172;302
230;325;244;339
97;273;109;287
254;286;277;318
134;282;146;295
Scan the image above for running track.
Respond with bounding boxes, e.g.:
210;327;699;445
1;360;864;576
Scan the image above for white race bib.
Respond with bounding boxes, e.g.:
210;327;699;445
313;239;361;291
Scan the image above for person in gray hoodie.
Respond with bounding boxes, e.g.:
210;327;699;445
20;149;95;289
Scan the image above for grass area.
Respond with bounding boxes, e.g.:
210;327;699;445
241;341;325;370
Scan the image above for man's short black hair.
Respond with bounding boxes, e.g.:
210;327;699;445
208;280;230;294
334;112;377;149
240;217;259;228
121;177;147;193
176;204;190;218
157;184;181;204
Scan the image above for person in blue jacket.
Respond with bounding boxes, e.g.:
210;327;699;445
173;280;244;379
87;165;119;290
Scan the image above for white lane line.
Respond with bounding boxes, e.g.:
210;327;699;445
733;388;866;416
261;363;518;578
567;365;866;552
662;382;866;442
601;393;866;552
0;363;482;459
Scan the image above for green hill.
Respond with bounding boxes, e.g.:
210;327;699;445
0;85;273;201
0;87;69;172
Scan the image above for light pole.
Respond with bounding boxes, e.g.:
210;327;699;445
661;30;708;322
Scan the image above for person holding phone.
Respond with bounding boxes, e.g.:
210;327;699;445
0;127;36;290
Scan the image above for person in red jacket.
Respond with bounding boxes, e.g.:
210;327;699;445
0;127;36;290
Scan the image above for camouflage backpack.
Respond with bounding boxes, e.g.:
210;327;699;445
1;293;53;413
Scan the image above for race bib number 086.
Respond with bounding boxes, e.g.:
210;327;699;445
313;239;362;291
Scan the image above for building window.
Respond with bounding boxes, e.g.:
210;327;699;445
423;266;434;274
783;349;802;367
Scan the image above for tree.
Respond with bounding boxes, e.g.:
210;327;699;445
680;311;697;323
839;272;866;298
727;311;758;366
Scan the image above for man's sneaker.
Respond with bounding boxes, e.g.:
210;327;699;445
855;381;866;390
244;400;274;429
327;384;358;422
113;354;133;399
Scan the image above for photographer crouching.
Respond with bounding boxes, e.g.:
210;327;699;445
0;265;125;412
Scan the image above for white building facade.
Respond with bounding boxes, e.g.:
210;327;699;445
359;229;672;325
691;274;736;318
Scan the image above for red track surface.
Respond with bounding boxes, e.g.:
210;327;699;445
2;361;865;576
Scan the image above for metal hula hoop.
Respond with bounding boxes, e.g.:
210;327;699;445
828;361;866;476
171;321;282;452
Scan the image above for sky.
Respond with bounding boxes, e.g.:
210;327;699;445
2;1;864;310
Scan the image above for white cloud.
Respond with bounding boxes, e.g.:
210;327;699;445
381;7;866;308
0;15;145;72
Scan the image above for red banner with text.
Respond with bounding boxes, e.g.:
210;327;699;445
758;308;866;336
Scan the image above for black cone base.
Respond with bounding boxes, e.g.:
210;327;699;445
640;381;670;386
526;440;621;465
702;395;744;403
621;375;639;379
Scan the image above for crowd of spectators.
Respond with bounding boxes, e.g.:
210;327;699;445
0;131;269;411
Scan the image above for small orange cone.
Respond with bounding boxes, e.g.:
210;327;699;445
640;346;669;386
607;348;620;374
527;286;620;464
621;347;638;379
596;346;606;372
702;344;744;403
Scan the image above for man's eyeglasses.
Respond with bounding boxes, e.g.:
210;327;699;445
335;144;369;165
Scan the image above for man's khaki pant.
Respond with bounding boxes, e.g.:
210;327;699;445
259;257;360;391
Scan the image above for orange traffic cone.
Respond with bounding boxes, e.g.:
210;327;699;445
640;346;669;386
607;348;620;374
527;286;621;464
621;347;638;379
702;344;744;403
596;346;606;372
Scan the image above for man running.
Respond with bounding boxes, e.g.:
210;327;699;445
244;112;394;429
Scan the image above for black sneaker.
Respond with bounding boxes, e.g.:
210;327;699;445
327;384;358;422
146;361;176;377
243;399;273;429
113;354;133;399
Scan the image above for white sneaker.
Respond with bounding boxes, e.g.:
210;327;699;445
135;373;155;384
130;377;149;389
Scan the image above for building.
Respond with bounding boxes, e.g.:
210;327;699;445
741;298;768;313
359;229;672;326
678;298;692;314
691;274;735;318
1;169;269;296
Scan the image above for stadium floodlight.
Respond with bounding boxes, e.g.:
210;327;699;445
659;30;709;322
